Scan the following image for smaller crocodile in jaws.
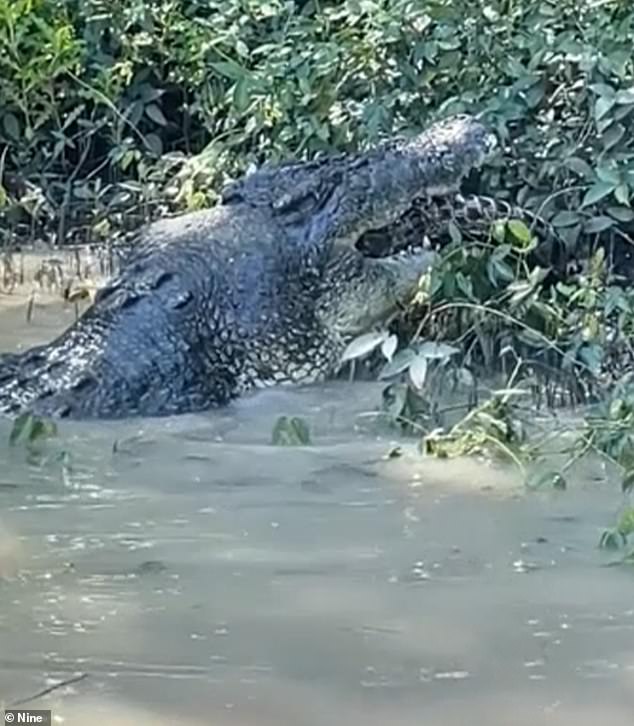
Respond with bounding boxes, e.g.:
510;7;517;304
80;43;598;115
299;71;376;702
0;115;496;419
356;193;570;272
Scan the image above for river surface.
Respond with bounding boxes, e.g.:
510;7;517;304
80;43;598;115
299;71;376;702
0;274;633;725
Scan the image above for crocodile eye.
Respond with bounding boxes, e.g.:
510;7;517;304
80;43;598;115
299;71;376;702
220;180;244;204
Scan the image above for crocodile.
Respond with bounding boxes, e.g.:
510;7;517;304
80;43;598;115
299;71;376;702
357;192;569;270
0;114;495;419
357;192;634;404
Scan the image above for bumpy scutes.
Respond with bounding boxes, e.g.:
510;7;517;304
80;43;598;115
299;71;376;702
222;115;496;249
0;115;496;420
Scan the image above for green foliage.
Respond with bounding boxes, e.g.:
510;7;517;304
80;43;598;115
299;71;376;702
8;411;57;446
7;410;61;467
600;507;634;563
421;387;534;471
376;213;634;408
2;0;634;248
271;415;311;445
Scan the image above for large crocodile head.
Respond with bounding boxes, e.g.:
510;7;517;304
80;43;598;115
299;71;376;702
0;115;496;419
222;113;497;248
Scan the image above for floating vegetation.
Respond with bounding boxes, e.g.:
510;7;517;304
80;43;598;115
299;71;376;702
8;411;58;447
271;416;312;446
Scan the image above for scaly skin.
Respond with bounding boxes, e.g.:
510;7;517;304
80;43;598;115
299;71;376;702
357;193;568;271
221;115;496;252
355;193;626;404
0;115;493;419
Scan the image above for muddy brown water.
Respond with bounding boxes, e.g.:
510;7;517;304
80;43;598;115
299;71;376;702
0;264;633;725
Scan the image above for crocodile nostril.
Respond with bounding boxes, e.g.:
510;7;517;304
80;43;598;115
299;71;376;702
55;405;72;418
72;376;96;393
169;291;194;310
120;294;141;310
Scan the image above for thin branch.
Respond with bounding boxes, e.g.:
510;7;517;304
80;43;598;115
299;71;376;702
10;673;88;707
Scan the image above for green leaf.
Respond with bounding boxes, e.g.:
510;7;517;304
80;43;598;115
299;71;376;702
233;77;252;113
144;133;163;156
2;113;20;140
596;165;621;185
551;210;581;227
342;330;389;362
564;157;594;179
578;343;603;374
489;258;515;284
617;507;634;536
456;271;474;299
271;416;311;446
378;347;419;379
491;220;507;244
408;355;428;389
145;104;167;126
590;83;615;98
492;243;512;261
594;96;615;121
524;82;545;108
581;182;615;208
601;122;625;150
235;39;250;58
140;86;164;102
211;60;247;80
616;88;634;104
559;223;582;251
599;529;627;550
9;412;58;446
583;215;614;234
381;334;398;362
613;103;634;121
508;280;534;305
127;100;144;127
597;115;615;134
447;220;462;244
607;205;634;222
416;341;460;359
507;219;533;246
615;184;630;205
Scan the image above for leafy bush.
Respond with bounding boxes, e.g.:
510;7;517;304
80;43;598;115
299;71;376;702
2;0;634;250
